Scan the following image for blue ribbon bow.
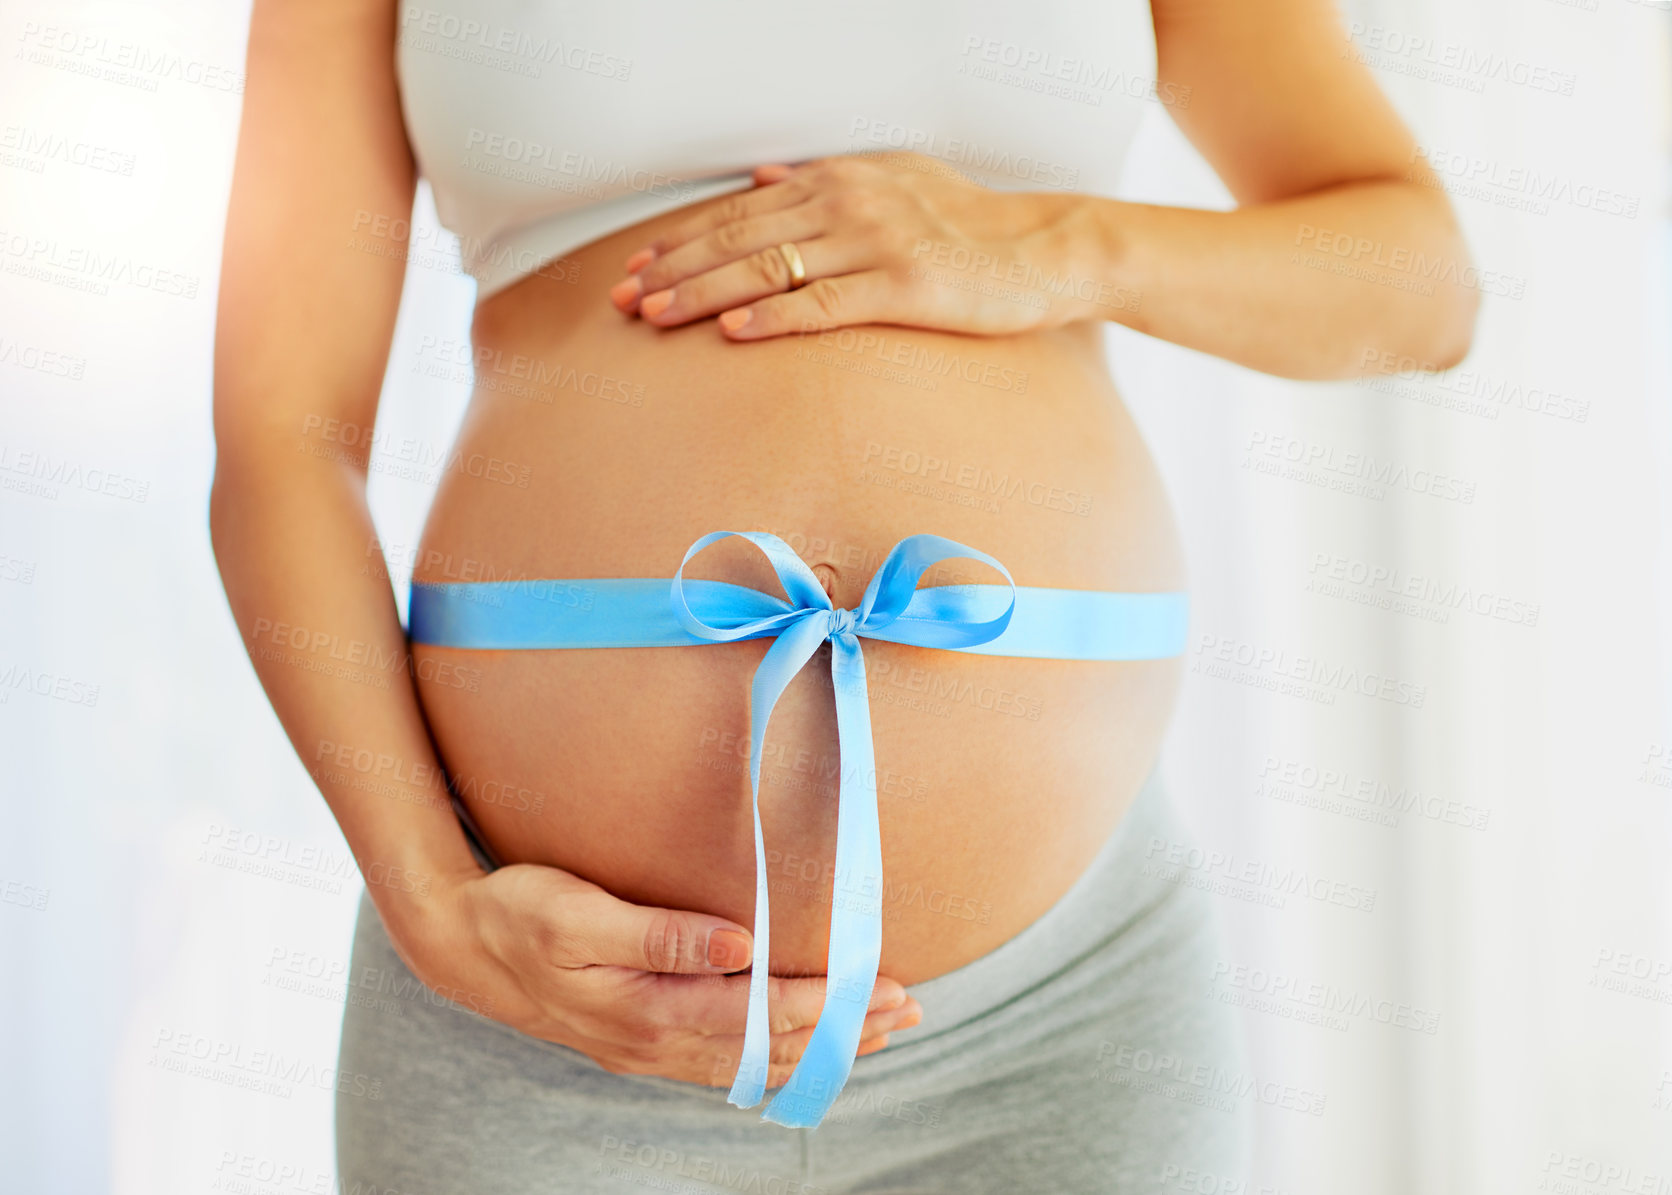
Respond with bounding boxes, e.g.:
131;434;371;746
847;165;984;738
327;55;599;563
669;530;1017;1127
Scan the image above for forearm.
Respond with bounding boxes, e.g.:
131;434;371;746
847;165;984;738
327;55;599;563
1064;179;1479;380
209;444;482;931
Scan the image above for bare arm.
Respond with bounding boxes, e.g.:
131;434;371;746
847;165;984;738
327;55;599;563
1097;0;1480;377
210;0;918;1081
209;0;482;925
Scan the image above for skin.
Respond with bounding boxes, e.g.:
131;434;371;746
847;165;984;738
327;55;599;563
210;0;1475;1087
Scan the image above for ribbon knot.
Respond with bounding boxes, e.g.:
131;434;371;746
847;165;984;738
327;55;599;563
668;530;1016;1128
826;606;858;639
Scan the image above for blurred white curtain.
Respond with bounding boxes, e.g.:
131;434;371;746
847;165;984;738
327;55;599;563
1116;1;1672;1191
0;1;1667;1192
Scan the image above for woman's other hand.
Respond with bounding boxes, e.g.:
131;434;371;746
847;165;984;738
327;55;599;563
608;152;1123;339
385;862;923;1089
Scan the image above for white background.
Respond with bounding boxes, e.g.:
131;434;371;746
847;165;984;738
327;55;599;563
1;1;1670;1192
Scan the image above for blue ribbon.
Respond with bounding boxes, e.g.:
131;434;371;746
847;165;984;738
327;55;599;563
406;531;1191;1128
668;531;1016;1126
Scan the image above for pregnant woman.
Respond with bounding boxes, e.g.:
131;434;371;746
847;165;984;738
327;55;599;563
211;0;1476;1190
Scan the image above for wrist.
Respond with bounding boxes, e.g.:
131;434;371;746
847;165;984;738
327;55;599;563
354;827;484;941
365;852;481;964
1047;193;1144;327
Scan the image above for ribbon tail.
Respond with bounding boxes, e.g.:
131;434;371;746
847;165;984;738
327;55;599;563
761;633;883;1128
726;616;829;1110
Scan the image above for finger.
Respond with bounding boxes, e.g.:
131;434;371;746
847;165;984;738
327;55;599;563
639;239;874;328
556;889;755;974
718;270;902;340
758;1000;915;1066
626;174;815;270
638;969;909;1036
764;971;907;1034
863;998;922;1041
621;202;829;312
701;999;919;1081
572;998;918;1090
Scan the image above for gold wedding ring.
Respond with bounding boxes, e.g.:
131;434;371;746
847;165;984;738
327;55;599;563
777;241;807;290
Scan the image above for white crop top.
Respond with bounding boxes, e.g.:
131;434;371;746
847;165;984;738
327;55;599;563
394;2;1158;301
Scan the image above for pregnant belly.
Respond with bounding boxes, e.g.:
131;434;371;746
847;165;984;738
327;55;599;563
410;196;1187;985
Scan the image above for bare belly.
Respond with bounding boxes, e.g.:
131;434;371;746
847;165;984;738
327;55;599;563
410;192;1187;985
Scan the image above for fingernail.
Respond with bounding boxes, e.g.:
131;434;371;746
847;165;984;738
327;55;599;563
897;1007;922;1029
609;276;641;308
624;247;656;273
706;928;751;970
718;307;752;332
640;288;675;319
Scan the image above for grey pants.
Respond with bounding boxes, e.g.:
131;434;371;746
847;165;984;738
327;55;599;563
335;768;1254;1193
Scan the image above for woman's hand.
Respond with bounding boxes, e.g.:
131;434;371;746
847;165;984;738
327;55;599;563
608;152;1117;340
386;861;923;1089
